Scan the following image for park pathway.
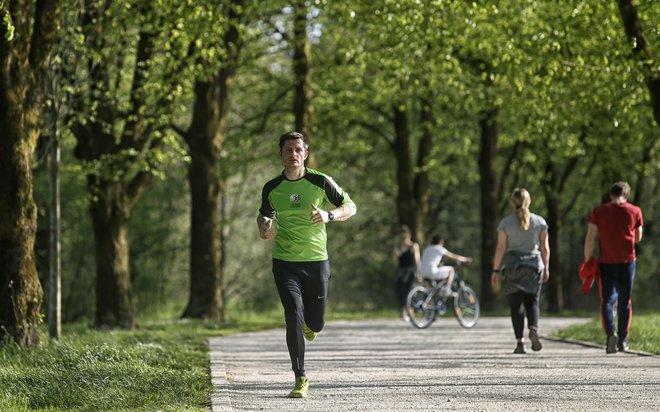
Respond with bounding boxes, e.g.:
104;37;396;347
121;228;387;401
208;317;660;411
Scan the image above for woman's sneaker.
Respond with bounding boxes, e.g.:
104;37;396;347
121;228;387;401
288;376;309;398
529;329;543;352
513;342;527;354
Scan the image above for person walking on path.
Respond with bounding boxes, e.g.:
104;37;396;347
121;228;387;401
257;131;357;398
420;234;472;296
393;225;420;321
491;188;550;354
583;181;643;354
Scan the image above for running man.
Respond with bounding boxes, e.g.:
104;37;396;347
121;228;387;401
257;131;357;398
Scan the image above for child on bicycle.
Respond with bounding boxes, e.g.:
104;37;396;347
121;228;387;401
420;234;472;296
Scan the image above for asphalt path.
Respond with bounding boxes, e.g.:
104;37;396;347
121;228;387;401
208;317;660;411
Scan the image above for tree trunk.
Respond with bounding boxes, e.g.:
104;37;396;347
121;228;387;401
542;163;563;313
182;92;223;319
0;118;44;347
390;98;434;245
181;0;244;320
413;93;434;246
392;104;418;239
292;0;315;167
0;0;60;347
478;108;500;311
90;181;135;329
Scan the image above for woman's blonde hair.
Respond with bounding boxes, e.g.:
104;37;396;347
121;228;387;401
510;188;531;230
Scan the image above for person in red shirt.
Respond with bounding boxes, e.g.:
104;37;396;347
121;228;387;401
583;181;643;354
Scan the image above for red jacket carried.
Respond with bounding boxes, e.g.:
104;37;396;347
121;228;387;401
579;257;600;295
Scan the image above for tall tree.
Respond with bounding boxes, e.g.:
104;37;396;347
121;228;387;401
291;0;314;166
319;1;460;245
616;0;659;204
0;0;61;346
180;0;245;321
70;0;187;328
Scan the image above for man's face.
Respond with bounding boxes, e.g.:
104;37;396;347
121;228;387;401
280;138;308;169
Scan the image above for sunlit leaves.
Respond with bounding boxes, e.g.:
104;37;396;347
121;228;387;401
1;6;14;41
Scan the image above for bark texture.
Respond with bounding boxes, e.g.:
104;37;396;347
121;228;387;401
0;0;61;347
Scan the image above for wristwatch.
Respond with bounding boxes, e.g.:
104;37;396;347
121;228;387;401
327;211;335;222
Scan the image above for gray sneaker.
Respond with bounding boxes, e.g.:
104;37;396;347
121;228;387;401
606;333;618;354
529;329;542;352
617;337;629;352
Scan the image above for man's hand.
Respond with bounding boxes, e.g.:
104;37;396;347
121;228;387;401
310;204;329;224
259;217;276;240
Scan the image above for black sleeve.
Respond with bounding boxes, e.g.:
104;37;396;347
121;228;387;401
305;173;349;208
322;178;346;208
258;176;283;218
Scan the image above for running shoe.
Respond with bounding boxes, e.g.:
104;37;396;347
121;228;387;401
303;322;317;342
529;329;542;352
287;376;309;398
606;333;618;354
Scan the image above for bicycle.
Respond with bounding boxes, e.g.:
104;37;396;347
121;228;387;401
406;262;480;329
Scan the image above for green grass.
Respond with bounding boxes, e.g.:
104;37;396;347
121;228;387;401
1;310;657;411
0;311;286;412
552;312;660;355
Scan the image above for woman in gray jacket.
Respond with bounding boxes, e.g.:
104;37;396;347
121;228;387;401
491;188;550;354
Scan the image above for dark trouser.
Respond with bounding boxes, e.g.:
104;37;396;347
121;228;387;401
507;290;540;340
599;261;635;339
394;267;415;307
273;258;330;377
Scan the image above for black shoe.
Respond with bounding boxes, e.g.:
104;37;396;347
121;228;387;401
617;337;629;352
513;342;527;354
606;333;618;354
529;329;542;352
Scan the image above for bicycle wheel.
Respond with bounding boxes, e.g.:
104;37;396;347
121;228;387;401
453;284;480;328
406;285;436;329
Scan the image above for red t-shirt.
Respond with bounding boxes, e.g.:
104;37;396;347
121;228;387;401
588;202;643;263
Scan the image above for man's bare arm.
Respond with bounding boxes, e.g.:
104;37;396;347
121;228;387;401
329;203;356;222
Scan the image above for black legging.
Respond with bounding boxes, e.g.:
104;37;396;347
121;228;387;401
507;290;540;339
272;258;330;377
394;267;415;307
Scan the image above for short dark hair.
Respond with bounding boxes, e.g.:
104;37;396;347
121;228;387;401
431;234;443;245
610;181;631;199
279;131;309;151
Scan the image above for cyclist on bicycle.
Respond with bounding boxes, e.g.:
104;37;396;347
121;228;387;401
420;234;473;296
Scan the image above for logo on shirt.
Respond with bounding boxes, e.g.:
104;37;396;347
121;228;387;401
290;193;301;208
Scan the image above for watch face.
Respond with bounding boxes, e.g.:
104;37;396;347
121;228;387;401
328;212;334;221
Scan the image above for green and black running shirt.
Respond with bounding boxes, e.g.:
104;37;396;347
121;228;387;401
259;168;356;262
